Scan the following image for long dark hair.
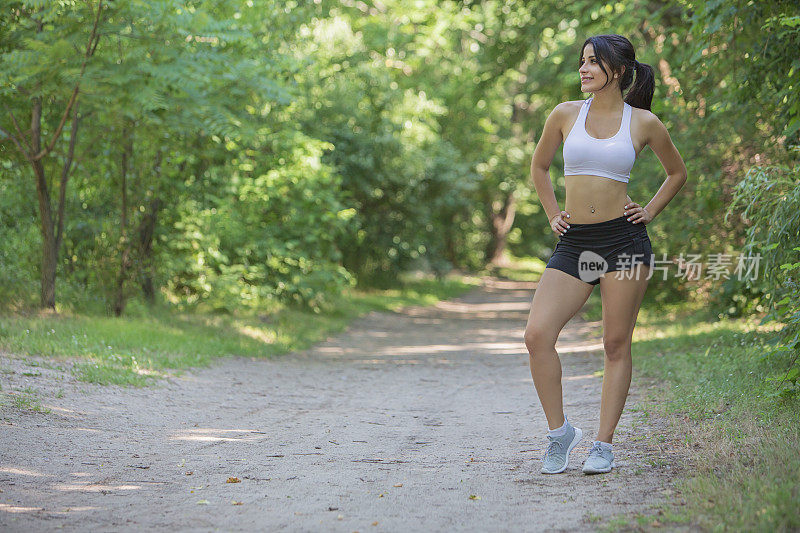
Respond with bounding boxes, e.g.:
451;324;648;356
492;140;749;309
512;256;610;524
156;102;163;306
579;34;655;111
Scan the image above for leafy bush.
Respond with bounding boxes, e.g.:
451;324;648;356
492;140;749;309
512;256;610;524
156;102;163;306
725;164;800;398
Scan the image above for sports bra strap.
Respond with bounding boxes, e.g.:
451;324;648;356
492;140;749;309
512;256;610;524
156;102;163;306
580;97;631;140
562;97;637;183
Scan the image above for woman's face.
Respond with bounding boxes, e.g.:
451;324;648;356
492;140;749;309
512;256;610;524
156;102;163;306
579;43;615;93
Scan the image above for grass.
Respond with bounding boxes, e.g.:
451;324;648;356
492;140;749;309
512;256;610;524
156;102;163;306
0;386;51;413
592;300;800;531
0;271;481;388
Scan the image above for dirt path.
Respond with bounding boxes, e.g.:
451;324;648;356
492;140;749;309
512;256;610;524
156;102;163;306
1;277;675;532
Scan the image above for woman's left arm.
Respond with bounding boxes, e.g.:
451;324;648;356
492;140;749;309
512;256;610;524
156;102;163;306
626;112;688;224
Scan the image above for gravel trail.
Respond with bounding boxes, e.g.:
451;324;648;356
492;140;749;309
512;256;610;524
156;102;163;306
0;277;674;532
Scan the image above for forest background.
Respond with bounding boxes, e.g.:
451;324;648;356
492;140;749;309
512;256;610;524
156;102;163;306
1;0;798;392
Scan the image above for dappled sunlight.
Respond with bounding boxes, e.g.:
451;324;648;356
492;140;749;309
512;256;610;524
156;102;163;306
236;325;276;344
48;506;102;514
355;358;452;365
0;466;50;477
469;327;511;337
316;346;345;355
53;483;140;492
171;427;268;443
373;343;497;356
0;503;46;514
563;373;599;381
403;300;531;320
481;279;538;291
471;341;527;356
38;404;81;416
434;301;531;313
555;341;604;354
316;339;598;359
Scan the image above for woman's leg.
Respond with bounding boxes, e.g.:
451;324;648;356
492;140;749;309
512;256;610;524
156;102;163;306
596;263;651;442
524;267;595;429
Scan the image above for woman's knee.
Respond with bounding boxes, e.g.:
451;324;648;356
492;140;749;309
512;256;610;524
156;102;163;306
524;325;557;355
603;336;631;361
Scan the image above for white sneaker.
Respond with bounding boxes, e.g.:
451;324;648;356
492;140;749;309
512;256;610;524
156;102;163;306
582;440;615;474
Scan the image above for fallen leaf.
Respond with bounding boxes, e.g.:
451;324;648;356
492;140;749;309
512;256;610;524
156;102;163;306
372;522;379;526
185;471;193;476
337;514;344;520
226;477;241;483
469;494;481;500
196;499;209;505
393;483;402;487
231;500;243;506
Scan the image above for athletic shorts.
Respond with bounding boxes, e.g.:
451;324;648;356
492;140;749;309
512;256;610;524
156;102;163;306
545;214;653;286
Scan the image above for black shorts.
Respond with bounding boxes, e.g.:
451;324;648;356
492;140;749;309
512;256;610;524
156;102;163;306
545;214;653;286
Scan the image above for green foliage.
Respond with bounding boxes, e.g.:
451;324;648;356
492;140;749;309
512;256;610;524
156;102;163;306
679;0;800;141
0;164;39;308
297;14;480;285
725;164;800;398
1;0;798;327
163;132;354;312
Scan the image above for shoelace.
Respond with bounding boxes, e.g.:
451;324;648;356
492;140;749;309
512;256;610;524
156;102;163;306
543;436;564;460
588;441;605;457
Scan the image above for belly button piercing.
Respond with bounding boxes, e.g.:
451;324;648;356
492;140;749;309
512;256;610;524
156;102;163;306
589;204;595;213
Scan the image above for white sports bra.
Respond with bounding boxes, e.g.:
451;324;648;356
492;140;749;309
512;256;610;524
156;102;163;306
563;97;636;183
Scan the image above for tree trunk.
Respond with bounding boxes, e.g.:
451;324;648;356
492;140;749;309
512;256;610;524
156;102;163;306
139;150;165;304
33;160;57;309
138;197;161;304
29;97;57;309
485;192;516;266
113;122;134;316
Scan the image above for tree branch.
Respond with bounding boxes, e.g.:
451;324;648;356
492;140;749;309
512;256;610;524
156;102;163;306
3;103;31;153
56;102;80;253
31;0;105;161
0;124;28;156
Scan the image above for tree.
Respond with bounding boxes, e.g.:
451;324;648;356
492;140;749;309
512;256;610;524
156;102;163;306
0;1;105;309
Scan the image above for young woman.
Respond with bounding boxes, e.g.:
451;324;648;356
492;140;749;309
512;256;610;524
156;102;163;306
524;34;687;474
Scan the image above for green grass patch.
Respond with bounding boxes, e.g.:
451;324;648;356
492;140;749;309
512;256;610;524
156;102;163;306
0;272;480;388
603;301;800;531
0;386;51;413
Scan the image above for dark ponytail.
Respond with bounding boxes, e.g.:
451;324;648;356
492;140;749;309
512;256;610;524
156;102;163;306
579;34;656;111
625;60;655;111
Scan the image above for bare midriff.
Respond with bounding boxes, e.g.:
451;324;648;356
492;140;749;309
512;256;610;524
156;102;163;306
564;174;630;224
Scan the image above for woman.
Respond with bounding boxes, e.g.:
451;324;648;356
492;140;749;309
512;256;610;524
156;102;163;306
524;34;687;475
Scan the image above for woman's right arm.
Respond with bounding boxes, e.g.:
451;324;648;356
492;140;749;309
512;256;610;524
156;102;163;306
531;103;571;235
